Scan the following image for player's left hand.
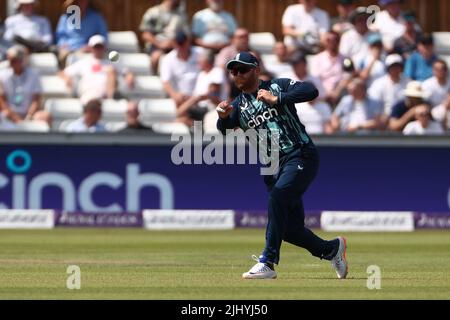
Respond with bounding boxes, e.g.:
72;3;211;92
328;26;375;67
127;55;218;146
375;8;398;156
257;90;278;105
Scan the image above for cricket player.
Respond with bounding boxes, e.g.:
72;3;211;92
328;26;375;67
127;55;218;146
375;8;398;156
216;52;348;279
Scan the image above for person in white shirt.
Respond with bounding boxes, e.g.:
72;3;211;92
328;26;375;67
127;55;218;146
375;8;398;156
0;44;50;125
60;35;135;105
65;99;107;133
403;103;444;135
160;31;203;107
3;0;53;52
368;54;408;116
263;42;293;79
296;98;333;135
339;7;376;67
370;0;407;52
421;59;450;107
431;94;450;131
331;78;384;133
191;0;238;52
282;0;330;54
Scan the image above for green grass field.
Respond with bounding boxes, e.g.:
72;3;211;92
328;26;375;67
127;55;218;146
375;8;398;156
0;229;449;300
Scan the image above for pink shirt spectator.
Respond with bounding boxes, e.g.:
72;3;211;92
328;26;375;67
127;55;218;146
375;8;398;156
310;51;344;96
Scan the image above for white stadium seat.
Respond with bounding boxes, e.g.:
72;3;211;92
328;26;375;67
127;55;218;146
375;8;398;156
439;55;450;68
108;31;140;53
151;122;190;135
44;98;83;129
138;99;177;125
15;121;50;132
119;53;151;75
433;32;450;55
101;99;128;122
249;32;276;54
29;53;59;75
120;75;165;99
105;122;127;132
40;75;71;98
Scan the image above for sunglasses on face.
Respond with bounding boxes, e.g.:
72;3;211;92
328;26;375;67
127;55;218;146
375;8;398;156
230;66;253;76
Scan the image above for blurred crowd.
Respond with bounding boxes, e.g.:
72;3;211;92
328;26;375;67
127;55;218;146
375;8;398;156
0;0;449;136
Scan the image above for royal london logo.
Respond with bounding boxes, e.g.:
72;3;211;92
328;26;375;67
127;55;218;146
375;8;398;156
247;108;279;129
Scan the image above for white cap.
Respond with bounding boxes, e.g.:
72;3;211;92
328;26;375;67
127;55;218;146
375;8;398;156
404;81;425;99
385;54;403;68
16;0;36;6
88;35;106;47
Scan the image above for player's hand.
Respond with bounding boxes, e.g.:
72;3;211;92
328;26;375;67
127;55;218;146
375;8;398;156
216;101;233;119
257;90;278;105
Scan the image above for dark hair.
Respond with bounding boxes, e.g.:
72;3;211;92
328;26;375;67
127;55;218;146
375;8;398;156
290;52;307;65
83;99;102;113
418;34;434;46
434;59;448;71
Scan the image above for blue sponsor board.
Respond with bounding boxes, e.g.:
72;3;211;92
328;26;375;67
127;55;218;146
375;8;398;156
0;144;449;212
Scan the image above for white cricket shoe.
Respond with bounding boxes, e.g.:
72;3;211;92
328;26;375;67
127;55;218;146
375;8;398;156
331;237;348;279
242;255;277;279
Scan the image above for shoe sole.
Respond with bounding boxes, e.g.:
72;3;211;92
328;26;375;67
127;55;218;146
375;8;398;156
242;273;277;280
339;236;349;279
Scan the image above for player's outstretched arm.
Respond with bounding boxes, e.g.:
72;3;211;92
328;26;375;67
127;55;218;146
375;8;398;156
276;79;319;105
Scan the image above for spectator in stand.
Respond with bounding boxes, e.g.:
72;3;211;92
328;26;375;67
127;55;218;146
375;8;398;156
310;31;345;106
119;101;154;133
139;0;188;75
403;103;444;135
177;82;222;127
282;0;330;54
339;6;375;69
370;0;407;52
368;54;408;116
192;0;237;52
357;33;387;88
55;0;108;68
388;80;427;132
263;42;293;79
59;35;135;105
393;11;421;58
65;99;107;133
331;0;356;35
421;59;450;108
215;28;261;70
330;78;383;134
296;98;333;135
160;31;202;107
432;94;450;131
404;34;438;82
193;49;226;100
281;52;326;101
0;45;51;125
3;0;53;53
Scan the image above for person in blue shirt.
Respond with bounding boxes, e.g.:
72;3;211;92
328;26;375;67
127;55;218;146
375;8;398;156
404;34;437;82
55;0;108;68
216;52;349;280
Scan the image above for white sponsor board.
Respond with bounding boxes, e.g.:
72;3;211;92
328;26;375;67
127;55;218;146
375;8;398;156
321;211;415;232
143;210;235;230
0;210;55;229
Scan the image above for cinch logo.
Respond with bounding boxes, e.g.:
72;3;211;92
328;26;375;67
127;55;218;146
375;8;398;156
247;108;279;129
0;150;174;212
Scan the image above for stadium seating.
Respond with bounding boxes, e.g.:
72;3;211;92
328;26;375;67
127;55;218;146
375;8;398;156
105;122;127;132
440;55;450;69
29;53;59;75
138;98;177;125
14;121;50;132
40;75;71;98
118;53;152;75
151;122;190;135
433;32;450;55
101;99;128;122
108;31;140;53
249;32;276;54
119;75;166;99
44;98;83;129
